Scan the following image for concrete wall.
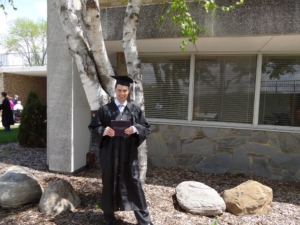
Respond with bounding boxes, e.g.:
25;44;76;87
2;73;47;105
100;0;300;40
148;124;300;182
99;0;164;7
47;0;90;173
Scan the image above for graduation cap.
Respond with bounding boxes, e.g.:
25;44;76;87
111;76;134;87
111;75;136;101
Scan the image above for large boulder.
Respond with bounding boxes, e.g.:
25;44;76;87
176;181;225;216
39;179;81;216
221;180;273;215
0;166;43;208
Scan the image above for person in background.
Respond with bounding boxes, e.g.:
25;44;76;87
0;92;14;131
12;95;19;105
13;101;23;111
8;96;14;110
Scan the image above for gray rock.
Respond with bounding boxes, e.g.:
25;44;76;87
149;156;177;167
243;143;253;151
270;154;300;173
251;143;278;155
202;127;218;139
231;129;252;136
183;139;214;156
176;157;193;166
295;170;300;182
147;133;170;157
250;131;268;144
170;125;181;135
0;166;43;208
216;129;231;137
181;138;193;144
253;157;272;179
39;179;81;216
150;124;158;133
268;132;280;148
215;136;247;148
159;124;168;133
271;174;282;181
176;181;225;216
180;126;197;137
178;165;195;171
231;147;249;173
196;153;232;174
168;136;182;156
192;155;203;165
282;170;295;182
277;133;300;154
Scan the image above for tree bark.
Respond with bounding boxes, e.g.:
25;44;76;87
80;0;116;97
123;0;148;184
54;0;109;110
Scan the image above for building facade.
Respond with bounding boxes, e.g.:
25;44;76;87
48;0;300;181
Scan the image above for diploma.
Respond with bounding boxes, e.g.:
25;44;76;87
111;120;131;136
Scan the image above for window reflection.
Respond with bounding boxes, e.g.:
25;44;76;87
193;55;256;124
259;55;300;127
141;56;190;120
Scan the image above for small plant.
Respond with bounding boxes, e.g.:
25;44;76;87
209;216;219;225
94;204;99;210
18;90;47;147
2;150;9;157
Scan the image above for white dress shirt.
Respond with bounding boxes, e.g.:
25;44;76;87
114;99;138;134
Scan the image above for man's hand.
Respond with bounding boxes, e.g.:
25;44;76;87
104;126;115;137
125;126;136;135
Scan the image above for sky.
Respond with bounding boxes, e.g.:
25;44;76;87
0;0;47;52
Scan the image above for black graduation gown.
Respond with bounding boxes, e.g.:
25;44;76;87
0;97;14;127
88;102;151;213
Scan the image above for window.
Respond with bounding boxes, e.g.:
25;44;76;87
193;55;257;124
259;55;300;127
140;55;190;120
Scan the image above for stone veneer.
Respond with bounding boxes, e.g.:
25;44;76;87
147;124;300;182
2;73;47;105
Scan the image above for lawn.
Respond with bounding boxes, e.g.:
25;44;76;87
0;125;19;143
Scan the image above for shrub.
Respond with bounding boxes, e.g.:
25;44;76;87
18;90;47;147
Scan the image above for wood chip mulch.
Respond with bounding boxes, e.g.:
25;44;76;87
0;142;300;225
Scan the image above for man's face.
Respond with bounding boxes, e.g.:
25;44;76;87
115;84;130;103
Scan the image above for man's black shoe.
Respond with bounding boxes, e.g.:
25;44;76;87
104;222;113;225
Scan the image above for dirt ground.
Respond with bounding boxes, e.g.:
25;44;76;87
0;142;300;225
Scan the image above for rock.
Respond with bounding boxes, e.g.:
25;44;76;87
176;181;225;216
0;166;43;208
39;179;80;216
221;180;272;215
196;153;231;174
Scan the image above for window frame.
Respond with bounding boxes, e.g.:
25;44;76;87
142;52;300;133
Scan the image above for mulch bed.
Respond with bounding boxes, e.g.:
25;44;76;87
0;142;300;225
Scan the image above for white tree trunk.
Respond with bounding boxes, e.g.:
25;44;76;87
80;0;116;97
54;0;109;109
123;0;148;184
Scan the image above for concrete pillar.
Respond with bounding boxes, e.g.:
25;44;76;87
47;0;90;173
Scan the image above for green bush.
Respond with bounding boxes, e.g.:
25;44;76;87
18;90;47;147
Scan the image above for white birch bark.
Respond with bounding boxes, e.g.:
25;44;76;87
54;0;109;110
80;0;116;97
123;0;148;184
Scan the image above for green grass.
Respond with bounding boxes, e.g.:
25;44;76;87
0;125;19;144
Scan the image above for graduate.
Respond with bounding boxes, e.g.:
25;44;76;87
88;76;153;225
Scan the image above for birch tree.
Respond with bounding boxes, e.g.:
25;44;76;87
54;0;244;183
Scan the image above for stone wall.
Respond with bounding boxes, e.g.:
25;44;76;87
147;124;300;182
99;0;163;7
3;73;47;105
